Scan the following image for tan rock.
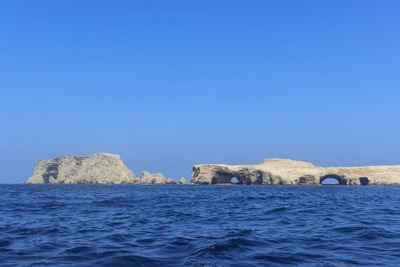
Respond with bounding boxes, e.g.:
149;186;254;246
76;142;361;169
179;177;187;184
139;171;168;184
166;178;177;184
190;159;400;186
27;153;136;184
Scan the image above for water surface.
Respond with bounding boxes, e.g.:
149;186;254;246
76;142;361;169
1;185;400;266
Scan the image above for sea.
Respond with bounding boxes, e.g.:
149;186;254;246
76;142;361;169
1;185;400;266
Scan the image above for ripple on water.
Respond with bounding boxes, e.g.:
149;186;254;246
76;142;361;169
0;185;400;266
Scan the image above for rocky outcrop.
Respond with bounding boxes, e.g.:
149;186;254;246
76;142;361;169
191;159;400;186
138;170;176;184
27;153;136;184
179;177;187;184
166;179;177;184
26;153;181;185
138;170;165;184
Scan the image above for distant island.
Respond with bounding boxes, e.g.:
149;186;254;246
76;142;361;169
26;153;400;185
26;153;186;185
191;159;400;185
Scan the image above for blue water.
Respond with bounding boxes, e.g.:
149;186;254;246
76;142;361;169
1;185;400;266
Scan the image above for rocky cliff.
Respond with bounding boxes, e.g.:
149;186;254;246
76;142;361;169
27;153;177;184
190;159;400;185
27;153;136;184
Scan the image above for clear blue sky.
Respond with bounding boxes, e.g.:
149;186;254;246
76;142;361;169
1;1;399;183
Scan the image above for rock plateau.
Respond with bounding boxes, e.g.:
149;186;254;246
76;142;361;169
190;159;400;186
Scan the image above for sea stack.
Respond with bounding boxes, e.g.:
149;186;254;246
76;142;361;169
27;153;136;184
190;159;400;186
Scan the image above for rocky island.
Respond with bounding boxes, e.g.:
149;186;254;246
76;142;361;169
26;153;180;184
27;154;400;185
191;159;400;185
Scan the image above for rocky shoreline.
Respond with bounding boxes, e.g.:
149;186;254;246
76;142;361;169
26;153;400;185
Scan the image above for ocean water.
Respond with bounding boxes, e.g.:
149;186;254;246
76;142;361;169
1;185;400;266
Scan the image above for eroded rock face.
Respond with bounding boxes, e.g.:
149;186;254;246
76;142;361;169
27;153;136;184
138;170;168;184
26;153;178;185
190;159;400;186
179;177;187;184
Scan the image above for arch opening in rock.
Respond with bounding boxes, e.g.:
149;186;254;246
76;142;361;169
206;169;265;185
320;174;347;185
321;178;339;185
211;172;235;184
211;172;253;185
230;177;239;184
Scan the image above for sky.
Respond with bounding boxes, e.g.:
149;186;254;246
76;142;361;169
1;0;399;183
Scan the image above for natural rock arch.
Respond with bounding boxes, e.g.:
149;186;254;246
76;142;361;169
211;172;249;185
320;174;347;185
191;159;400;186
209;170;265;185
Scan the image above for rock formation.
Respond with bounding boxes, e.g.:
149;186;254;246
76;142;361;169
137;171;179;184
166;179;177;184
27;153;136;184
26;153;179;185
179;177;187;184
190;159;400;186
138;170;167;184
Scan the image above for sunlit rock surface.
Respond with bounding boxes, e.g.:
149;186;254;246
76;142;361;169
27;153;177;184
138;170;168;184
179;177;187;184
27;153;136;184
166;179;177;184
190;159;400;185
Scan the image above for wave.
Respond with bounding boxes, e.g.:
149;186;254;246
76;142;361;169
1;184;399;266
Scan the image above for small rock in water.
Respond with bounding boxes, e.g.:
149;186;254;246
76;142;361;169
166;179;177;184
